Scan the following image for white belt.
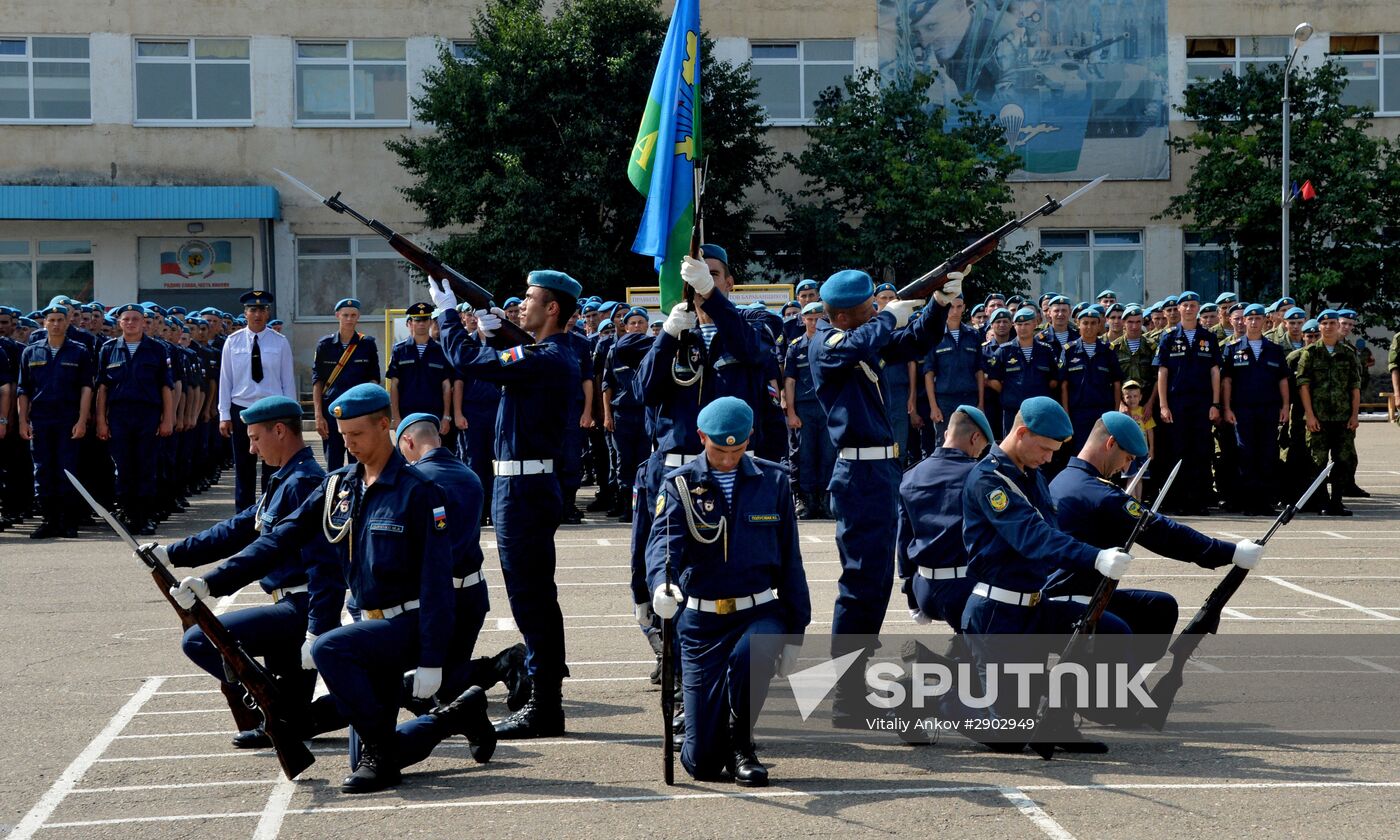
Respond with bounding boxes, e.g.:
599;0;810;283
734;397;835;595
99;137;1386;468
971;582;1042;607
453;571;485;589
839;445;898;460
1046;594;1092;605
917;565;968;581
665;453;699;467
362;599;420;620
271;584;309;602
685;589;777;615
493;459;553;476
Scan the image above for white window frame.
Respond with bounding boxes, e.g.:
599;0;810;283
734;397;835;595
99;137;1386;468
750;39;855;126
293;236;413;322
1038;229;1144;304
1329;34;1400;116
0;239;94;311
1185;36;1290;85
450;40;479;64
293;39;409;127
132;37;253;126
0;35;91;125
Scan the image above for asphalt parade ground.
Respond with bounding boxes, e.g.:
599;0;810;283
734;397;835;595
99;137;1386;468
4;424;1400;839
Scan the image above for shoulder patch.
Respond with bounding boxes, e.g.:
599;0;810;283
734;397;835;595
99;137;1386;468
987;489;1009;513
1124;499;1143;519
825;330;846;347
498;346;527;365
655;490;666;518
433;506;448;530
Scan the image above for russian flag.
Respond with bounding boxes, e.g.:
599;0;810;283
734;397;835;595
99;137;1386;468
160;251;183;276
432;506;447;530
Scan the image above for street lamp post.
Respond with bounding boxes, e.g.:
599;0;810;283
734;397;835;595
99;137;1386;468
1281;21;1313;301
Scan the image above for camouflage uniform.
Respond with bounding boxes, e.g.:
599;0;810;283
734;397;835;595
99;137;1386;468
1111;333;1157;394
1295;341;1361;511
1283;346;1312;498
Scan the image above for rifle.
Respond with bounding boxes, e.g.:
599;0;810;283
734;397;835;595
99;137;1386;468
1142;461;1334;730
154;575;265;733
273;169;532;349
66;471;315;780
1029;458;1179;759
896;175;1106;301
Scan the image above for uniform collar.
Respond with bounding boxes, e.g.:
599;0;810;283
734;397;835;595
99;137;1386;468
1066;456;1101;478
273;446;318;481
934;446;976;463
418;446;454;465
351;448;408;488
697;451;761;481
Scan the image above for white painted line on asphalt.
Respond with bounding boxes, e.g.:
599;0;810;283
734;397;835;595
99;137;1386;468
252;774;299;840
595;538;612;546
113;730;230;739
7;676;165;840
1222;607;1253;621
1262;576;1400;621
70;780;276;794
1322;531;1351;539
153;689;222;695
1000;787;1078;840
1345;656;1400;674
1216;531;1245;540
134;708;228;716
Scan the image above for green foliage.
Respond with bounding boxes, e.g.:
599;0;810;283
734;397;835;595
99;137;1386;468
1162;60;1400;326
775;68;1048;300
387;0;775;300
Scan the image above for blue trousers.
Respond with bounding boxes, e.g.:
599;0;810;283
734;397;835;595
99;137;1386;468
441;582;490;700
629;453;672;606
1233;410;1281;507
793;401;835;496
611;410;650;499
911;574;976;634
459;407;497;513
109;404;160;504
30;420;77;501
828;457;901;651
884;385;911;462
677;603;785;779
493;473;565;682
558;400;586;493
230;407;271;512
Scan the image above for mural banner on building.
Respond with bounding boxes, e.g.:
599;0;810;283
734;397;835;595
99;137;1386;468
138;237;253;290
877;0;1169;181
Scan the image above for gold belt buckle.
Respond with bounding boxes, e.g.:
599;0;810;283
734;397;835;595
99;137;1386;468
363;608;385;620
1027;593;1041;607
714;598;736;615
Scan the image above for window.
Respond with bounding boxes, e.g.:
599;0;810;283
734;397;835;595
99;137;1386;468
134;38;251;123
1183;233;1232;302
750;40;854;123
0;240;94;310
450;41;480;64
295;39;407;124
0;36;90;122
1186;36;1290;84
295;236;411;319
1331;35;1400;114
1039;230;1144;304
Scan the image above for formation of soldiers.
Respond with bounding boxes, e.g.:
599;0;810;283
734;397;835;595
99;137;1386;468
71;248;1389;794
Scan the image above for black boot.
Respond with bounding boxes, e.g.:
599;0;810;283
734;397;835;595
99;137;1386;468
430;686;497;764
493;677;564;739
30;500;61;539
794;492;812;520
340;739;400;793
585;489;613;512
60;503;78;537
492;644;531;711
646;631;665;686
232;727;272;749
728;715;768;787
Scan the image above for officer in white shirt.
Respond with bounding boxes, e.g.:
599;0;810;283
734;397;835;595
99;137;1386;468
218;290;296;510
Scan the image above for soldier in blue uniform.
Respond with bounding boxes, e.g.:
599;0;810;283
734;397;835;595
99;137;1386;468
448;307;501;525
312;298;381;471
602;307;652;524
923;295;984;443
741;304;789;464
95;304;174;535
978;307;1011;439
646;397;811;786
896;405;992;631
1221;304;1290;514
432;270;581;739
1058;305;1123;453
17;302;93;538
1035;295;1078;357
558;305;596;525
783;301;834;520
203;384;493;793
160;396;340;747
1153;290;1221;515
783;279;820;347
809;268;955;719
386;302;452;428
986;307;1059;434
0;308;26;529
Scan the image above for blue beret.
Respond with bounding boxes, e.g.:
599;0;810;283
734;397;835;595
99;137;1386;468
335;298;361;311
1215;292;1238;304
1275;296;1296;307
268;319;284;327
988;307;1011;323
581;302;599;314
395;412;440;440
1105;302;1124;315
113;303;145;317
1264;301;1280;313
1101;411;1148;457
1078;304;1104;320
234;316;247;325
328;383;391;421
874;283;896;294
970;303;985;315
1019;396;1074;441
164;317;179;329
796;279;819;292
801;301;824;316
1284;307;1306;320
405;301;434;319
1243;303;1266;317
1163;295;1179;305
1338;308;1357;319
1038;293;1055;304
783;300;800;310
1177;291;1200;303
240;290;273;307
1006;295;1025;307
1048;295;1069;307
1012;306;1037;323
954;404;995;444
187;317;206;326
1095;289;1117;299
167;306;188;316
696;396;753;446
147;304;167;316
527;269;582;300
1302;318;1320;333
18;317;36;328
90;299;104;308
586;295;602;303
625;306;649;322
1316;309;1340;322
39;303;70;317
502;296;523;308
239;395;303;426
103;317;115;326
1200;302;1218;314
700;243;729;266
821;269;875;309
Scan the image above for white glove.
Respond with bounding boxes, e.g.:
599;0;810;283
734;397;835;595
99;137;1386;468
1093;547;1133;581
411;666;443;700
137;542;170;570
169;576;209;609
429;278;457;311
883;299;919;329
300;632;317;670
663;301;697;338
1233;539;1265;570
652;583;684;620
775;644;802;678
634;601;654;626
909;608;933;626
476;307;505;338
933;271;965;306
680;255;715;296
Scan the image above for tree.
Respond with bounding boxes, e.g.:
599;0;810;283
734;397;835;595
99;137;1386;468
387;0;775;300
775;69;1049;301
1161;60;1400;325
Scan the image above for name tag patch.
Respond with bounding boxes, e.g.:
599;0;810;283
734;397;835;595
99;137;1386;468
748;514;780;523
369;520;404;534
